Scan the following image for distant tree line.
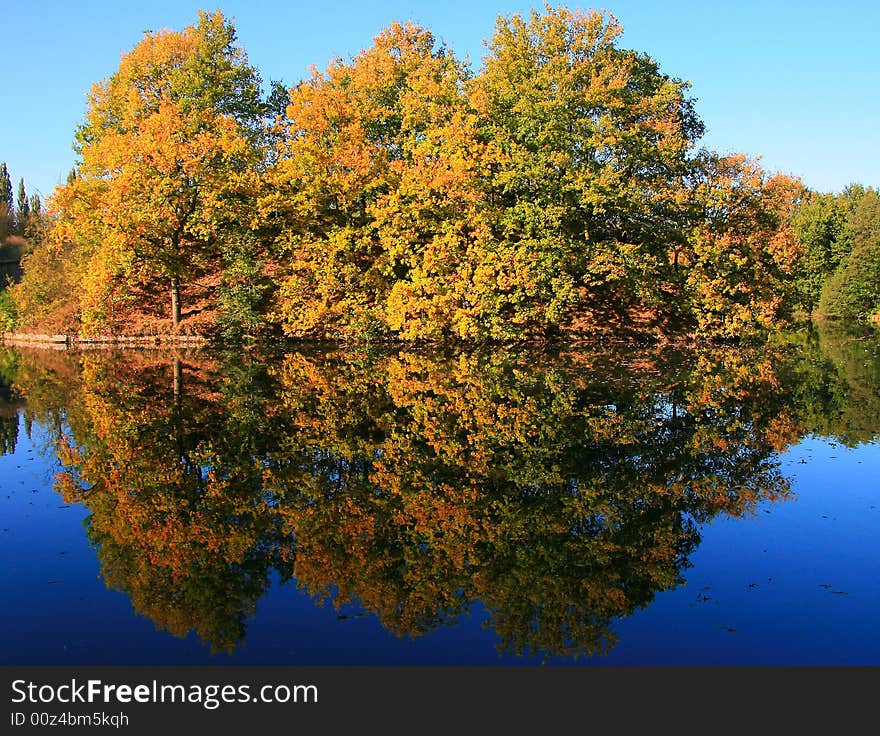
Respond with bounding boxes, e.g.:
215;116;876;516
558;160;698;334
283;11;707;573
0;162;46;257
2;6;878;341
0;161;50;331
792;185;880;323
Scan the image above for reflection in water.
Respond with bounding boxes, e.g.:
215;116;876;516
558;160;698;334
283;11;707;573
0;353;19;455
2;327;878;659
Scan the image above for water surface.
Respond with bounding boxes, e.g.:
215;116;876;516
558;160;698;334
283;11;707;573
1;330;878;664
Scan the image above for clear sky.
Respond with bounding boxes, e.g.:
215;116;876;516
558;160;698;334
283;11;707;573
2;0;877;201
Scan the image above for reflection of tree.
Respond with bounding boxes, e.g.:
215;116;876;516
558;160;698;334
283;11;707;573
267;349;793;657
811;326;880;445
0;415;16;454
13;349;294;653
0;348;20;454
7;335;879;658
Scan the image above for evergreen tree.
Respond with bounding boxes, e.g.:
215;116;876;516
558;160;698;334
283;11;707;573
0;163;13;235
25;193;44;246
16;179;29;233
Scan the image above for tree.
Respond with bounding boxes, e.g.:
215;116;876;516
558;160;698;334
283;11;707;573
22;193;46;248
53;10;265;334
471;5;705;337
790;191;847;315
16;179;29;234
267;21;481;340
12;343;798;657
268;7;707;342
819;188;880;321
685;155;805;337
0;163;12;238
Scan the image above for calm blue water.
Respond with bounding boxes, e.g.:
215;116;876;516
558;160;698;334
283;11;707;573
1;338;878;664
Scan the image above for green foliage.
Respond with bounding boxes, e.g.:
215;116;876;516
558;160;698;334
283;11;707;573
28;193;41;219
813;324;880;443
818;188;880;322
0;415;17;455
474;5;704;332
23;193;47;248
0;289;17;331
216;233;272;341
0;349;18;455
0;163;12;239
0;163;12;215
790;192;847;314
16;179;29;233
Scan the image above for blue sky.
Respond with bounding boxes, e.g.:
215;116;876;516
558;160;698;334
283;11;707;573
2;0;877;201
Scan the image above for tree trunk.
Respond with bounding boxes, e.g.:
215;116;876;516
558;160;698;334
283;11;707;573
171;275;181;329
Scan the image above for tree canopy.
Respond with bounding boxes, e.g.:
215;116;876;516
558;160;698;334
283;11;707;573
39;10;265;335
5;5;879;341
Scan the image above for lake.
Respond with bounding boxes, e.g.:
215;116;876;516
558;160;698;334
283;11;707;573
1;328;878;665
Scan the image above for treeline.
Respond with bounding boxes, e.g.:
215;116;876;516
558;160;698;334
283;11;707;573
2;6;878;342
792;185;880;323
0;162;49;332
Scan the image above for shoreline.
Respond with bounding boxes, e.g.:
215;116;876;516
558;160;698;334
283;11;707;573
2;321;869;352
0;329;733;352
1;332;210;348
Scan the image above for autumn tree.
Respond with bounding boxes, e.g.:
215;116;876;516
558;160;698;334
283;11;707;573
265;346;794;655
685;154;805;337
266;21;484;340
29;352;291;652
470;5;705;337
16;339;880;657
266;7;709;341
52;10;265;333
9;5;867;343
